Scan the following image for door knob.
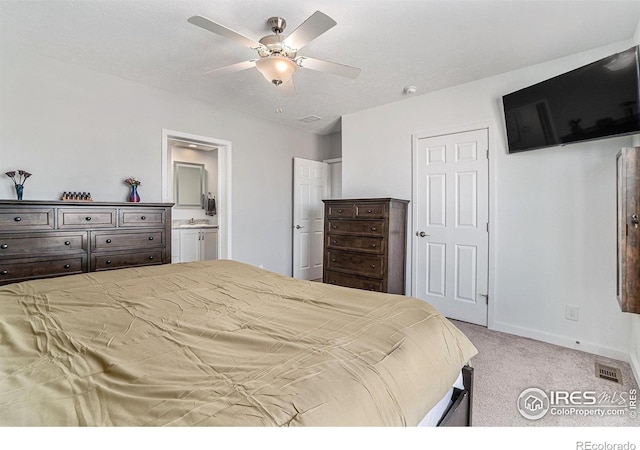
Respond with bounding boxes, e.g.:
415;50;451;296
295;225;304;229
417;231;430;237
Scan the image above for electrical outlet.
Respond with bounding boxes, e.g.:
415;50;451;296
565;305;579;321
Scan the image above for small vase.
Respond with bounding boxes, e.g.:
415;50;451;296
128;184;140;203
15;184;23;201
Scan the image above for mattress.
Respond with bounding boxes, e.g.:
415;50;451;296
0;259;477;426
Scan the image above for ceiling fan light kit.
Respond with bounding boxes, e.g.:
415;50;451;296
255;55;298;86
187;10;360;95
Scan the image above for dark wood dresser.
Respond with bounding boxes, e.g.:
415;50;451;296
322;198;409;294
0;200;173;285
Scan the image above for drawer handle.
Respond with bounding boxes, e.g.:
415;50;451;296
371;244;376;248
331;258;336;262
85;217;92;221
331;240;337;244
106;260;112;264
148;255;154;260
106;239;112;244
370;264;376;268
331;280;337;284
1;270;8;275
148;236;154;240
338;209;343;213
332;225;337;229
371;227;377;231
367;209;372;213
0;244;7;250
141;216;146;220
64;264;71;269
14;216;21;222
64;241;71;246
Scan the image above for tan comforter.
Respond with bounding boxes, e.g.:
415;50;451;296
0;260;477;426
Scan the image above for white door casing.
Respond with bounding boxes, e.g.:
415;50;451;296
293;158;329;280
413;128;489;325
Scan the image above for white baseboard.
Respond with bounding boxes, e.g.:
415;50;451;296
490;320;630;363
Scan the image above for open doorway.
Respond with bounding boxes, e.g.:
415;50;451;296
161;129;232;260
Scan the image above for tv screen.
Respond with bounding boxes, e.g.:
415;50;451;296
502;46;640;154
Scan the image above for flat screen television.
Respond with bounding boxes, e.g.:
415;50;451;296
502;46;640;154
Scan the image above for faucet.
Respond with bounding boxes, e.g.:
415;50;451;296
189;218;195;224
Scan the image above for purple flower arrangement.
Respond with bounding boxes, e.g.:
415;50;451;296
124;177;141;202
5;170;32;186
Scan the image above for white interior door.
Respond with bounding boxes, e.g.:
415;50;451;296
413;128;489;325
293;158;329;280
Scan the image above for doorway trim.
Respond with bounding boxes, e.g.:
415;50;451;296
161;129;232;260
411;121;497;328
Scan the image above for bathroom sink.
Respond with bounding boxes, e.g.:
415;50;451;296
174;223;218;229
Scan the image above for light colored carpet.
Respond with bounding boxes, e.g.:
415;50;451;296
451;320;639;427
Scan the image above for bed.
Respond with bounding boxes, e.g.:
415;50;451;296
0;259;477;426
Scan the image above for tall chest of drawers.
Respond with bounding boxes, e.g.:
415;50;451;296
323;198;409;294
0;201;173;285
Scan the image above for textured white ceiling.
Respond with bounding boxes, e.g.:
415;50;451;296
1;0;640;135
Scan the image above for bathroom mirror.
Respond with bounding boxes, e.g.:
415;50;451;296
173;161;205;208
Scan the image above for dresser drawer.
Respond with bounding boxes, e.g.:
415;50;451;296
58;208;117;228
326;250;384;278
326;204;356;218
91;249;164;271
326;235;384;254
0;255;87;284
324;270;383;292
327;220;385;236
0;208;54;231
0;231;87;257
119;209;166;227
91;230;164;251
355;202;387;218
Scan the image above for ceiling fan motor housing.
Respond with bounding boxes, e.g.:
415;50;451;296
257;34;297;59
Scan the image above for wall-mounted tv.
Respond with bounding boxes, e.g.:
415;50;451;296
502;46;640;154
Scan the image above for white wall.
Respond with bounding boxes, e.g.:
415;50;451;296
0;46;326;275
321;131;343;160
342;40;638;361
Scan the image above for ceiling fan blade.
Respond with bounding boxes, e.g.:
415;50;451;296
283;11;336;50
202;60;256;78
188;15;264;50
276;78;297;97
297;57;361;79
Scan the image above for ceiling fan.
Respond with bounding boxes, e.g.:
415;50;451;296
187;11;361;95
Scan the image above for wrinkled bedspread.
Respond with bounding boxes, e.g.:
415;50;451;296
0;260;477;426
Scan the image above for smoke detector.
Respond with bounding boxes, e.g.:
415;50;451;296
403;85;417;95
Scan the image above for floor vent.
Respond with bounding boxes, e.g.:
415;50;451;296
595;363;622;384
